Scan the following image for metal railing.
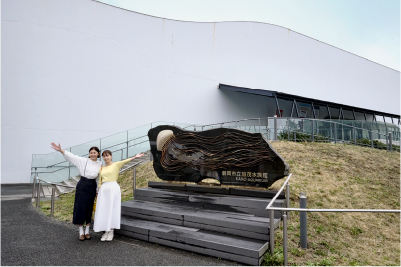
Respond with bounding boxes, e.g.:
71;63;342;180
266;173;293;258
32;160;143;217
32;177;75;217
31;118;400;184
30;140;151;184
265;174;401;266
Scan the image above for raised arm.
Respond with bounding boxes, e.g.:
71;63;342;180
116;153;145;169
51;142;83;167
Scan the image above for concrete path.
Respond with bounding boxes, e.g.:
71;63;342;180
1;184;239;266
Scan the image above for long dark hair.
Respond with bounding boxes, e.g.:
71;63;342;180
88;146;101;158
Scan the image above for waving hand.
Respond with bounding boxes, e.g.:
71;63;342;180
130;153;145;161
51;143;65;154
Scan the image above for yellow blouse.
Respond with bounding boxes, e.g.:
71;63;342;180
98;158;131;189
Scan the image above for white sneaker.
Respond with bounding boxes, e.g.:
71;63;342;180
106;231;114;241
101;231;109;241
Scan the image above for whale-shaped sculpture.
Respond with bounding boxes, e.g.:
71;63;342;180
148;125;289;188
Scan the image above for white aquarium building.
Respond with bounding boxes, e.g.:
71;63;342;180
2;0;400;184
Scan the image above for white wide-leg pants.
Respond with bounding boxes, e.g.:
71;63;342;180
93;181;121;232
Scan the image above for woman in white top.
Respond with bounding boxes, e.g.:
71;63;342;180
51;143;102;241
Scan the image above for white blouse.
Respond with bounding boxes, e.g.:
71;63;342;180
63;151;102;179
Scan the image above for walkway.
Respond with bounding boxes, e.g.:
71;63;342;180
1;184;238;266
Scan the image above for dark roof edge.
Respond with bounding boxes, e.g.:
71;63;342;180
219;83;400;118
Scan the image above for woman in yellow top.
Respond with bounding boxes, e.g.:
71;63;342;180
93;149;144;241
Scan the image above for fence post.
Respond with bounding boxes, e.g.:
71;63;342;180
341;125;344;142
389;132;393;151
371;131;374;148
269;209;275;255
50;187;55;217
32;176;37;199
287;118;290;141
274;115;277;141
301;118;304;132
133;167;137;198
294;132;296;142
311;120;314;142
334;123;337;143
36;182;41;208
283;214;288;266
353;127;357;145
385;128;389;150
259;118;261;133
286;183;290;220
300;192;307;249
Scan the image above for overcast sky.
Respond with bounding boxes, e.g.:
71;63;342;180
97;0;400;71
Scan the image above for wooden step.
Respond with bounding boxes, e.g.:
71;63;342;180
134;187;284;218
148;181;286;199
122;200;280;240
71;175;80;183
116;217;268;265
63;179;77;188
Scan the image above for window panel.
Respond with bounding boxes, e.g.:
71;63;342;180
343;109;354;120
328;107;340;120
296;102;313;118
312;104;330;120
354;111;365;120
277;98;294;118
375;115;385;122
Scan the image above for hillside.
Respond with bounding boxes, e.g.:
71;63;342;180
37;141;400;266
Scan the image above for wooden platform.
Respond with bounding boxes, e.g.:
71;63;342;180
116;183;284;265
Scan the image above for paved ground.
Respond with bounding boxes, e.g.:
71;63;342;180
1;184;239;266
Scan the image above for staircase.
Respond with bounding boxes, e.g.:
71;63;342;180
116;182;286;265
55;150;151;195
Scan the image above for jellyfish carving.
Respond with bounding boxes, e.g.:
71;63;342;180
148;125;289;188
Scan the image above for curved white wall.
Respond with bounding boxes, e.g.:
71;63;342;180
2;0;400;183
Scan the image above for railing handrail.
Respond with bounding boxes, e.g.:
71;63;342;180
33;117;399;158
265;207;401;213
39;139;149;169
119;161;143;173
36;178;75;189
266;173;292;209
195;117;399;137
31;117;399;180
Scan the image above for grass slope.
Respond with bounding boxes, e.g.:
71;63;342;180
266;142;400;266
36;142;400;266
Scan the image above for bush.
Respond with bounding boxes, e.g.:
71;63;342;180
278;131;329;142
355;138;400;151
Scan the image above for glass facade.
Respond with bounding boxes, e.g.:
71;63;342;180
342;109;354;120
354;111;365;120
313;105;330;120
296;102;313;118
329;107;340;120
219;84;400;125
277;98;294;117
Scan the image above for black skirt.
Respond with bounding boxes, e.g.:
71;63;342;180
73;176;97;225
